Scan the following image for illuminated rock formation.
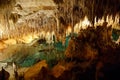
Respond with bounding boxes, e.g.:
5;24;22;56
0;0;120;80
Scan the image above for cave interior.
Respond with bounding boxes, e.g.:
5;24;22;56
0;0;120;80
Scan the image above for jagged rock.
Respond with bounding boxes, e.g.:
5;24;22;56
24;60;47;80
64;23;120;80
52;64;65;78
51;62;76;80
0;67;10;80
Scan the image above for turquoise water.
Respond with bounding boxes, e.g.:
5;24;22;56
112;31;119;41
5;31;119;67
19;35;71;67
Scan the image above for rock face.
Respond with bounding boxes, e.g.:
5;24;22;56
52;64;66;78
24;60;48;80
64;23;120;80
0;67;10;80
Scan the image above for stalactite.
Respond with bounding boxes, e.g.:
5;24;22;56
0;0;119;43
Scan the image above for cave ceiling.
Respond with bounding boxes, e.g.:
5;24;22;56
0;0;120;39
0;0;120;25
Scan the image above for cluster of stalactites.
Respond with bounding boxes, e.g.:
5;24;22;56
73;14;120;35
0;0;16;31
94;14;120;28
0;13;120;44
0;10;58;44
